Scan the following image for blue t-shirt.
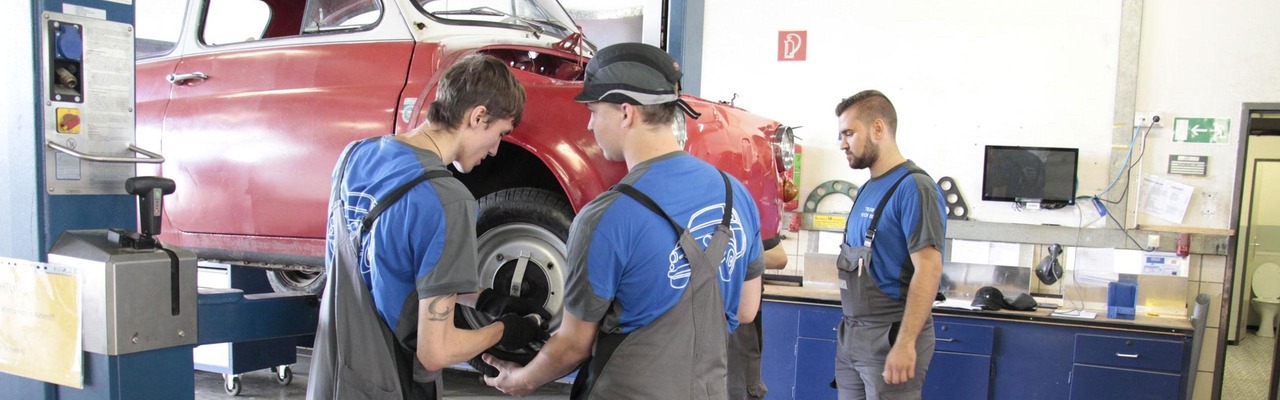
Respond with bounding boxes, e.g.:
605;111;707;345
564;152;765;334
326;136;480;335
843;161;947;300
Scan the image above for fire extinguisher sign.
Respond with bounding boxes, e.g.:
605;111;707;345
778;31;806;61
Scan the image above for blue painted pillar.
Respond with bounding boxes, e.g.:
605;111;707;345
666;0;704;96
0;0;138;398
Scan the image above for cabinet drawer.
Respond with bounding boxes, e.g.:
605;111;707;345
1073;334;1185;372
798;306;843;340
933;322;994;355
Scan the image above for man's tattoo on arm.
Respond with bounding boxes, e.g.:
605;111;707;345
426;296;453;321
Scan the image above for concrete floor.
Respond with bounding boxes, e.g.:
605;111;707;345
193;349;572;399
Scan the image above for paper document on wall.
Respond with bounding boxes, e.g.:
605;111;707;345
1073;247;1117;281
816;231;844;255
949;240;991;264
1137;175;1194;224
989;242;1022;266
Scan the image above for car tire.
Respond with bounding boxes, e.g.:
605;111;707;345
457;187;573;336
266;268;326;296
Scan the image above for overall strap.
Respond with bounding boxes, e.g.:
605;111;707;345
358;169;453;238
845;166;930;246
612;171;735;236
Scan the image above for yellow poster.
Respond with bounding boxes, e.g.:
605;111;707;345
0;258;81;388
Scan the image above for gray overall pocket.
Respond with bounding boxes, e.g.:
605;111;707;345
837;243;874;317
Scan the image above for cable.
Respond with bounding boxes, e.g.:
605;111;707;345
1095;200;1156;252
1100;117;1162;205
1094;124;1144;198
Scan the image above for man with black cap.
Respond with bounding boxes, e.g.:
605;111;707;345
483;42;765;399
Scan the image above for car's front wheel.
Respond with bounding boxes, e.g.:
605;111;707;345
457;187;574;335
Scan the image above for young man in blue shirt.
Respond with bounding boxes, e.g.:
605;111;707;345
309;54;545;400
833;90;946;400
483;42;765;399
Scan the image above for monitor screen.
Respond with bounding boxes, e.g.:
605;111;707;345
982;145;1079;205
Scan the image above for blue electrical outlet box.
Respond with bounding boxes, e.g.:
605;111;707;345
1107;281;1138;320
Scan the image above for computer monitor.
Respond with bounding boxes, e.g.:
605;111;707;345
982;145;1079;206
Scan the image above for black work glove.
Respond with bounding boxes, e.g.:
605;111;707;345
496;313;549;349
476;289;551;323
468;356;500;377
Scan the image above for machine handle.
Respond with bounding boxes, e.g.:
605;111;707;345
166;72;208;85
936;338;956;342
1115;353;1140;359
46;141;164;164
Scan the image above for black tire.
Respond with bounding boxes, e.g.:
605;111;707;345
476;187;573;240
266;268;326;295
457;187;573;340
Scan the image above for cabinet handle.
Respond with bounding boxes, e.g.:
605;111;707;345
936;338;955;342
1115;353;1140;359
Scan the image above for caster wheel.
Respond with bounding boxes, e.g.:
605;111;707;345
223;374;241;396
275;365;293;385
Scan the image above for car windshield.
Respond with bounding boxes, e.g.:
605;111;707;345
416;0;578;39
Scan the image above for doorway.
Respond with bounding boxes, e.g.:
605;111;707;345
1221;105;1280;400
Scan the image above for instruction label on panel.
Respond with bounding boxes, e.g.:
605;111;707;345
1172;117;1230;144
41;12;137;195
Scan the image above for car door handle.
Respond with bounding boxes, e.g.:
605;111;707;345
167;72;209;85
1115;353;1140;359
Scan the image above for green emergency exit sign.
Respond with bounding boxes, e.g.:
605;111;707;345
1173;117;1230;144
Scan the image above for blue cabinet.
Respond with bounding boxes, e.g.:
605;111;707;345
761;301;840;400
761;299;1192;400
1069;334;1186;400
794;338;838;399
924;352;991;400
923;321;994;400
1069;365;1181;400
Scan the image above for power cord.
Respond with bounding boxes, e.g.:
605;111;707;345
1099;117;1159;205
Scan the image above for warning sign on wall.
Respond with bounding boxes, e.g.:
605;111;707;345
778;31;806;61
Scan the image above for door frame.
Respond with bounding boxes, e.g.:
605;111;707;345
1216;102;1280;400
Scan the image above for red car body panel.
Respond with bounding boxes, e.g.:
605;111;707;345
159;42;414;238
141;4;787;265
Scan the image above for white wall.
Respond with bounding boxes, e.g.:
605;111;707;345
701;0;1121;226
1134;0;1280;230
701;0;1280;230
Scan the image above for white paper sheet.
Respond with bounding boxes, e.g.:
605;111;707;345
816;231;844;255
1072;247;1117;280
949;240;991;265
1138;175;1195;224
989;242;1022;266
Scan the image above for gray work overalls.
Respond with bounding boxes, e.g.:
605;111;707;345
309;139;450;400
834;170;935;400
571;172;737;400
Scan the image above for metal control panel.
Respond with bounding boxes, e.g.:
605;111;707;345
48;230;197;355
40;12;159;195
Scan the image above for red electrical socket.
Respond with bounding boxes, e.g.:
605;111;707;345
1177;233;1190;257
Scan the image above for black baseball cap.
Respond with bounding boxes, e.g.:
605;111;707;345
971;286;1005;311
575;42;700;118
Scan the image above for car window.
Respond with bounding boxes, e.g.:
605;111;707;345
302;0;382;34
417;0;578;39
201;0;271;45
135;0;188;59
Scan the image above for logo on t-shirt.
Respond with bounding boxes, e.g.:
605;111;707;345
667;204;747;289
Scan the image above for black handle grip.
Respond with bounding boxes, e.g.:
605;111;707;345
125;177;176;237
125;176;176;196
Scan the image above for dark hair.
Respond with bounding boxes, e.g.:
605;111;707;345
834;90;897;134
638;102;678;126
427;54;526;129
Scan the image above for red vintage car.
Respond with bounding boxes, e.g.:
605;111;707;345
136;0;796;323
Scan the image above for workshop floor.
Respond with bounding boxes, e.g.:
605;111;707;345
1222;329;1276;400
193;349;572;399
